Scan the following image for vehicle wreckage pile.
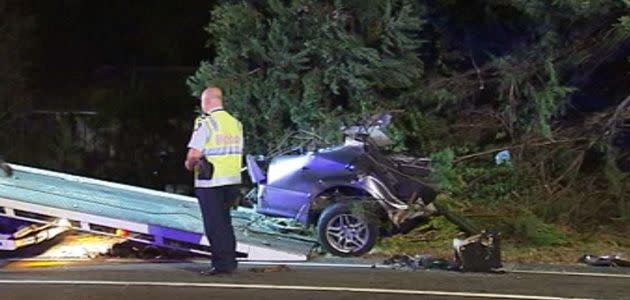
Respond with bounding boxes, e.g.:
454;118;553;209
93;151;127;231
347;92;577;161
383;231;502;272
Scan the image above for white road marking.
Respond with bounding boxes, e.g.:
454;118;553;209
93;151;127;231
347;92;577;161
509;270;630;279
0;279;597;300
4;258;630;279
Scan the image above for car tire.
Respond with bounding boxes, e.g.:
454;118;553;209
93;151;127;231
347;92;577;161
317;202;378;257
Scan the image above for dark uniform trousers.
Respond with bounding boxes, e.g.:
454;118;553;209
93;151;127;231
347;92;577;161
195;185;239;272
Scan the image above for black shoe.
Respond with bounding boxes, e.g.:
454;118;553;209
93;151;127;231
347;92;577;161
200;267;235;276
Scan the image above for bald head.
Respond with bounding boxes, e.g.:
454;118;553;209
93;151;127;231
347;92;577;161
200;87;223;113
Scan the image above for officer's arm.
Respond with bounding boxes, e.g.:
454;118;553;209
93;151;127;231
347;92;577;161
184;148;202;171
184;117;210;171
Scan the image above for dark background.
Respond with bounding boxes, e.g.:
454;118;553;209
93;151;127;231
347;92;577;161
29;0;214;109
2;0;628;193
3;0;219;192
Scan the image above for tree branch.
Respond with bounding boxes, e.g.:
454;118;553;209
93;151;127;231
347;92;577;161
606;94;630;132
453;138;589;163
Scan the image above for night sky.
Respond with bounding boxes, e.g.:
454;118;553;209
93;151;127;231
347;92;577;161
23;0;216;107
17;0;629;111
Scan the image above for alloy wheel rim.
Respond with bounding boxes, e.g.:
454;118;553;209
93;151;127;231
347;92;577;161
325;213;370;253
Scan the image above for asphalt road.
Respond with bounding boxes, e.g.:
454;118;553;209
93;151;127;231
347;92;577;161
1;261;629;300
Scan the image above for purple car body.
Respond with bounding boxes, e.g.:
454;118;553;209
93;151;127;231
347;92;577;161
245;113;439;256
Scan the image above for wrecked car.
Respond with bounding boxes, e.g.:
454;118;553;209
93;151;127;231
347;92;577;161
245;113;441;256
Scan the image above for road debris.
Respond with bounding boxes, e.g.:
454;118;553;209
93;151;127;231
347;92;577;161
580;254;630;267
382;254;456;271
383;231;502;273
453;231;502;272
249;265;292;273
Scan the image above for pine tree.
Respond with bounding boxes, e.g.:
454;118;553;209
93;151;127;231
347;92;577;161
188;0;426;154
189;0;630;233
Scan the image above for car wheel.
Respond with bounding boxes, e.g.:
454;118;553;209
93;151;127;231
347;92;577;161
317;202;378;257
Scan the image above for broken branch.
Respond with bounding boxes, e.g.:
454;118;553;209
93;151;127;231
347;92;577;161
453;138;589;163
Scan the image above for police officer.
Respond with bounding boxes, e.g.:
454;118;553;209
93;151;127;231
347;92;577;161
184;87;243;275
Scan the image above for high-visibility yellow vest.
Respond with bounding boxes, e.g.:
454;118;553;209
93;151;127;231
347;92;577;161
195;109;243;188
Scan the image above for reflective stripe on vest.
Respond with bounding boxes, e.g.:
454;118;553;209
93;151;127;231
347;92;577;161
202;146;243;156
195;110;243;188
195;175;242;188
